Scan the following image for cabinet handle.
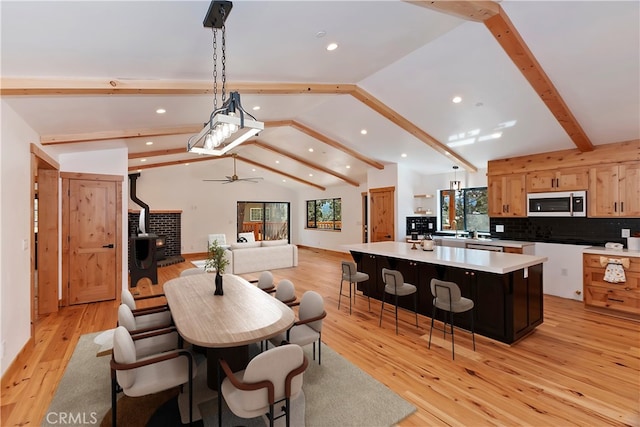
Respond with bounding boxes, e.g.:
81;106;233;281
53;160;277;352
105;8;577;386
608;298;624;303
506;205;510;213
614;202;617;212
621;202;624;212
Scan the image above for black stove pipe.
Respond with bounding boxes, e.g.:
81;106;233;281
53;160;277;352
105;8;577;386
128;173;149;234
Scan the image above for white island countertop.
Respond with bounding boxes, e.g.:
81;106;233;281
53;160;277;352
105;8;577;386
344;241;547;275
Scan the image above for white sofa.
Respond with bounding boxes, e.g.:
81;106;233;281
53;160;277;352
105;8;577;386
224;239;298;275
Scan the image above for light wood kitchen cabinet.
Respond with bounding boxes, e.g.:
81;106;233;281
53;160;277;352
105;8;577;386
526;167;589;193
588;163;640;217
488;174;526;217
583;254;640;319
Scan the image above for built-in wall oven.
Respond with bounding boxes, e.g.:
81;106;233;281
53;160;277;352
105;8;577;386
527;191;587;217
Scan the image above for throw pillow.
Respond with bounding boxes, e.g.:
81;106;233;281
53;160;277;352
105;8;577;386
238;232;256;242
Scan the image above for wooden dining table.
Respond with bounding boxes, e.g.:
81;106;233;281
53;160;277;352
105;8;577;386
164;273;295;388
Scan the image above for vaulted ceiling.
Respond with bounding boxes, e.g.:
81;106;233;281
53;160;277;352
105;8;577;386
2;1;638;190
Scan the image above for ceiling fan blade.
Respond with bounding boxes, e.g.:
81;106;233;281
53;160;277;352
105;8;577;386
203;179;231;182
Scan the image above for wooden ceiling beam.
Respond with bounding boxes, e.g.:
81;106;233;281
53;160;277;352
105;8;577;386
351;87;478;172
128;148;186;159
128;155;221;171
235;155;326;191
0;78;356;96
484;6;593;152
285;121;386;170
8;76;476;168
405;1;594;153
252;140;361;187
404;0;499;22
42;125;202;145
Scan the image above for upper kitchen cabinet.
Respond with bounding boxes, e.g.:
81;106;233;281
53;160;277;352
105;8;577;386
526;167;589;193
488;174;527;217
589;163;640;217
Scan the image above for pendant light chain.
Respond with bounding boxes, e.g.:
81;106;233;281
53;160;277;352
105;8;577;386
212;27;218;112
220;8;227;104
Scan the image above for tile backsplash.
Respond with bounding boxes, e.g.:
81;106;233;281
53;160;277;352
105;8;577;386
490;217;640;246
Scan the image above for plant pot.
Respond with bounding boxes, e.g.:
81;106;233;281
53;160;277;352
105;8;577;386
214;272;224;295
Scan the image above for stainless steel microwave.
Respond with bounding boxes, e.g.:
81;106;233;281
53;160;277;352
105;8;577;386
527;191;587;217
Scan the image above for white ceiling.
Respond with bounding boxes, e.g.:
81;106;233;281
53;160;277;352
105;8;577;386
1;1;639;190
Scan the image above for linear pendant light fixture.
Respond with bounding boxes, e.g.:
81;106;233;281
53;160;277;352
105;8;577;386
187;1;263;156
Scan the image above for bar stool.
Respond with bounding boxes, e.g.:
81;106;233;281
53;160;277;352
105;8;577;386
379;268;418;334
428;278;475;360
339;261;370;314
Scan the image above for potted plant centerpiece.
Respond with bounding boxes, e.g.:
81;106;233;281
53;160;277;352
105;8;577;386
206;239;229;295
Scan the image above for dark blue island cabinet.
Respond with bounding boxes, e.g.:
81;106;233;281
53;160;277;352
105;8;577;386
350;250;544;344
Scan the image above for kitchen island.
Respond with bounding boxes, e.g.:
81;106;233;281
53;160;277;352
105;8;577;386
344;242;548;344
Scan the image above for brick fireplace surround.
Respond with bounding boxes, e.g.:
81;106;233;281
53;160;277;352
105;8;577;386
128;210;184;266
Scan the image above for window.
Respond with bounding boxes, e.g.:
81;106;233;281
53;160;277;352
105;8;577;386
440;187;488;233
306;198;341;230
237;202;290;241
249;207;263;221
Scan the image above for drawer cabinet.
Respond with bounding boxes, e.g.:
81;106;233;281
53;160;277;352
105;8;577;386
526;168;589;193
583;254;640;318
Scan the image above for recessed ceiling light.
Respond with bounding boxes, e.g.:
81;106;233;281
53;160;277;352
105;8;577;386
308;148;314;152
252;106;260;111
326;43;338;51
401;153;407;158
346;165;351;169
452;96;462;104
275;160;280;164
309;173;313;177
145;141;153;146
156;108;166;114
185;163;190;166
137;169;142;172
316;30;326;38
282;179;286;183
252;168;256;172
360;129;367;135
140;158;147;162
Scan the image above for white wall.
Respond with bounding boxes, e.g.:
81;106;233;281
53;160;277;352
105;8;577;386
296;183;364;253
535;243;587;300
59;148;129;294
128;164;297;254
0;101;40;376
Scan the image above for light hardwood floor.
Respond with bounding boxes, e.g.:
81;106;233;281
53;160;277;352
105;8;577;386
2;247;639;426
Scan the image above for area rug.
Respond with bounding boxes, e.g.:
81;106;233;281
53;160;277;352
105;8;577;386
45;332;416;426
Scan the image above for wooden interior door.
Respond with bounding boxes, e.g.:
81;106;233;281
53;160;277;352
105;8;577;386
37;169;59;314
63;174;122;304
370;186;395;242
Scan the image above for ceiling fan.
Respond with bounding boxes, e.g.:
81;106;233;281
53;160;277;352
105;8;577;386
203;154;264;184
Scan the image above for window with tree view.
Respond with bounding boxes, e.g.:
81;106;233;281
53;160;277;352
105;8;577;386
307;198;341;230
440;187;488;233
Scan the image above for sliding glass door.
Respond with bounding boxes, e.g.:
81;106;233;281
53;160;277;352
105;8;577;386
237;201;290;242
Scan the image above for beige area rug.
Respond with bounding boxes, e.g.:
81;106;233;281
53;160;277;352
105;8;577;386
45;332;416;426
